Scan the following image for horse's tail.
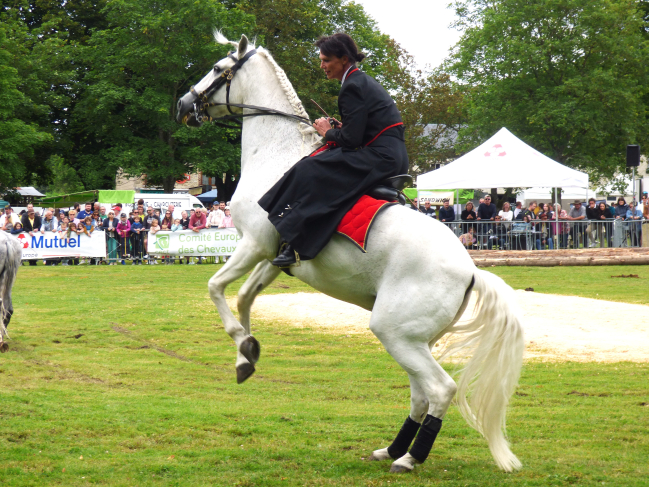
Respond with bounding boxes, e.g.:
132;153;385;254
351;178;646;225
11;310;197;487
0;235;22;339
440;268;524;472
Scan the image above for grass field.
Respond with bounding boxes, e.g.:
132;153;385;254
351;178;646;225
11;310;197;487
1;264;648;486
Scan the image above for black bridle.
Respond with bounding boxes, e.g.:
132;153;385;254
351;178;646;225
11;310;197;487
183;49;313;128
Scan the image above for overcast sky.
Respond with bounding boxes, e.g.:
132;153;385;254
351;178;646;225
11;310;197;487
355;0;462;69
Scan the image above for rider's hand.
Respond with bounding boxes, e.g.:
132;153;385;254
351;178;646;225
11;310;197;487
313;117;334;137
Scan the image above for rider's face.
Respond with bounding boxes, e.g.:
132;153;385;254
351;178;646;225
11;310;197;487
319;53;350;81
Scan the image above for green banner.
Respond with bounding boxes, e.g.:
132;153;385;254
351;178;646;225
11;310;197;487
404;188;474;204
97;190;135;204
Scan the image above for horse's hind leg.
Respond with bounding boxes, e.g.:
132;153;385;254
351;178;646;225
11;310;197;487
207;240;265;383
236;261;281;366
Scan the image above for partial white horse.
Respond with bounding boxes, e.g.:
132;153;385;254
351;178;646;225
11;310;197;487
177;34;524;474
0;231;22;352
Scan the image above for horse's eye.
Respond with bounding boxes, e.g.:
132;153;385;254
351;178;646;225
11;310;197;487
213;65;221;73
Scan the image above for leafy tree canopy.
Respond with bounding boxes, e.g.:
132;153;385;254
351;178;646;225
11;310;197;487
449;0;649;182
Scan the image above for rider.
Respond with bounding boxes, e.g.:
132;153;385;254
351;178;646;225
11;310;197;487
259;33;409;267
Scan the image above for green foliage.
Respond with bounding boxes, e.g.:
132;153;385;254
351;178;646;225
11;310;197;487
0;19;52;190
449;0;649;182
0;264;648;485
46;154;84;195
73;0;254;193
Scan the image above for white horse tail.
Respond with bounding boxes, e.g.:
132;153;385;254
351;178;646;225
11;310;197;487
0;234;22;339
440;269;524;472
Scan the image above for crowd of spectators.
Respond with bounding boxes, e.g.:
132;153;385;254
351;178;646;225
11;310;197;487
414;192;649;251
0;199;235;266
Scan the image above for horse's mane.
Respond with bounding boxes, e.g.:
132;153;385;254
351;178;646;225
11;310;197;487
214;32;320;145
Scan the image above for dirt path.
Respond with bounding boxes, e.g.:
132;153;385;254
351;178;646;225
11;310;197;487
235;291;649;362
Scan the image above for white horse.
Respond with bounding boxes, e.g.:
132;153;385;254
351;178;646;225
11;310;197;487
0;231;22;352
177;34;524;474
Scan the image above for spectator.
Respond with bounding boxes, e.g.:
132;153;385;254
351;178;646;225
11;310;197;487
461;201;477;234
458;227;476;249
513;201;523;219
154;208;162;221
116;213;131;264
100;206;108;220
171;219;182;231
626;201;643;246
585;198;599;247
516;201;536;221
1;206;20;232
167;204;175;218
21;207;41;266
206;203;224;228
644;198;649;221
410;199;419;211
219;207;234;228
180;211;190;230
640;192;648;214
72;202;81;213
535;212;554;250
161;210;173;229
567;200;587;248
596;202;614;248
10;222;23;235
438;199;455;223
80;216;94;236
614;197;629;220
493;214;509;249
498;202;513;222
149;218;161;235
102;211;119;265
143;206;159;255
68;209;80;225
91;211;102;229
130;215;144;264
477;195;497;249
421;200;436;219
189;207;207;232
77;202;93;220
552;203;570;249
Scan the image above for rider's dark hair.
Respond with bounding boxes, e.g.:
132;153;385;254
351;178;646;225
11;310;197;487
316;33;366;63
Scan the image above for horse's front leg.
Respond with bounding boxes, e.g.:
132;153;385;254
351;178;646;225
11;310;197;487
237;260;281;334
207;240;267;383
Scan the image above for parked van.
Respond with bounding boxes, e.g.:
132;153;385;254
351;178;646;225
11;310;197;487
120;194;205;220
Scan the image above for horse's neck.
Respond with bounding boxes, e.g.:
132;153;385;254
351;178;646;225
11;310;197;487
238;56;318;193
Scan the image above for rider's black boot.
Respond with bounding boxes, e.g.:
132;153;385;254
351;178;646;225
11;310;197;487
272;245;297;267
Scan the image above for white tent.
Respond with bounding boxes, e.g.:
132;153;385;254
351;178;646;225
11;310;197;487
519;187;598;204
416;127;588;190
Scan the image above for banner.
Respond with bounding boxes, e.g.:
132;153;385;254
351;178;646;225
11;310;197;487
147;227;241;256
417;189;475;206
15;230;107;260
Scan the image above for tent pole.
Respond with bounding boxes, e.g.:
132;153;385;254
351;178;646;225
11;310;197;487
554;187;558;251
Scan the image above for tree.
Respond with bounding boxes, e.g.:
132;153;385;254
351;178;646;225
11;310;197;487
73;0;254;193
0;23;52;191
449;0;649;182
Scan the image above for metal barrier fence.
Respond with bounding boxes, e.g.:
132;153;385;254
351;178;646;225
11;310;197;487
443;219;648;250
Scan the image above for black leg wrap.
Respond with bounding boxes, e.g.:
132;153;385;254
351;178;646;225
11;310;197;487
387;416;421;459
409;414;442;463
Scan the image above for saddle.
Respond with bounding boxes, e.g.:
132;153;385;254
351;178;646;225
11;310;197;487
365;174;413;205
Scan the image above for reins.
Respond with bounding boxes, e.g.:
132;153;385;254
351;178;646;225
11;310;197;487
186;49;313;128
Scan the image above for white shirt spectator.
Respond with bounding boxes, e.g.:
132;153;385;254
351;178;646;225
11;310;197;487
206;208;225;228
498;210;513;221
0;211;20;231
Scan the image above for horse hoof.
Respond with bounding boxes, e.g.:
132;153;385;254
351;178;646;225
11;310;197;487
240;335;260;364
390;464;413;474
0;342;7;353
236;363;256;384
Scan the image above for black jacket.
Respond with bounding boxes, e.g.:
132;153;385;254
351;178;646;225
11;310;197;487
259;68;408;260
585;205;599;220
477;203;497;220
21;214;42;232
438;206;455;222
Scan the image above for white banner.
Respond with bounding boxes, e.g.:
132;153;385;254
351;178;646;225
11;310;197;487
147;227;241;256
15;230;107;260
418;190;455;206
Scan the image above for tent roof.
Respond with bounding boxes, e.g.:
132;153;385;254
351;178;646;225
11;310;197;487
16;186;45;197
196;189;218;202
416;127;588;190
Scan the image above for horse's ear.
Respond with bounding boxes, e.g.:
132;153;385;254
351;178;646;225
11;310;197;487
237;34;249;59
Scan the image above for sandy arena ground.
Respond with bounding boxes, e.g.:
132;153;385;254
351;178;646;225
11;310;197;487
233;291;649;362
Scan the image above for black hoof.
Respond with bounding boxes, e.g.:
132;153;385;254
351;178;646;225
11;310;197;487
0;342;8;353
239;335;260;364
236;362;256;384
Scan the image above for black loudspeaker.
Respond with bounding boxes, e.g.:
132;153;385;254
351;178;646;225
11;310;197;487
626;145;640;167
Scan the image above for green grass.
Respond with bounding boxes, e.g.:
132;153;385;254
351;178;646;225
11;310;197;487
1;264;648;486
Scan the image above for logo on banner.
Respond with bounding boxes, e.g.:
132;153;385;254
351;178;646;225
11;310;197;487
484;144;506;157
154;234;170;251
17;233;30;249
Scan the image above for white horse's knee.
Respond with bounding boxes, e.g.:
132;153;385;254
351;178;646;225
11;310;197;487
208;276;225;297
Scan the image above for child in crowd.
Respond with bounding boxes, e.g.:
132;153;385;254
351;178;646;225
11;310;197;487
148;219;160;264
458;227;476;249
10;222;23;235
219;207;234;228
171;219;182;232
130;215;144;264
116;213;131;264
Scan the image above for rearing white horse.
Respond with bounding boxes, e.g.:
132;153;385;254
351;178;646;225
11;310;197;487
177;34;524;474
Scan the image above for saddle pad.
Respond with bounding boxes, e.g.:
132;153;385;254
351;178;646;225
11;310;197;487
336;195;397;252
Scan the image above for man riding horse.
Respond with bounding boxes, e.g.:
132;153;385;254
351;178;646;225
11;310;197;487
259;33;409;267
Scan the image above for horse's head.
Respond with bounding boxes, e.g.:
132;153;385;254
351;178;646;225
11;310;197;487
176;33;255;127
